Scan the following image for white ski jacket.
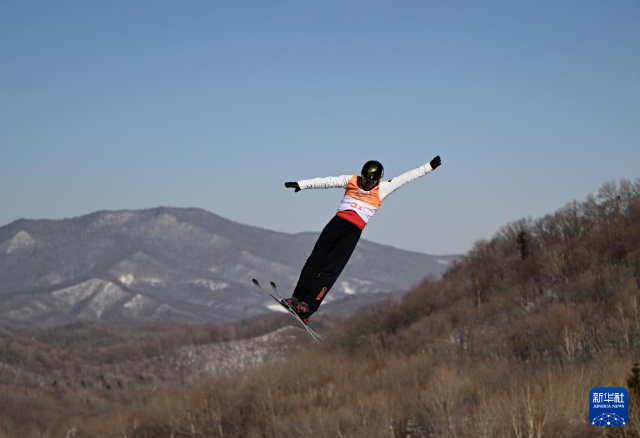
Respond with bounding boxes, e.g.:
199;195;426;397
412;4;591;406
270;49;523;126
297;161;435;229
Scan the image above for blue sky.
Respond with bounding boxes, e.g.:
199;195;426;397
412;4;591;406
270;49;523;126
1;1;639;255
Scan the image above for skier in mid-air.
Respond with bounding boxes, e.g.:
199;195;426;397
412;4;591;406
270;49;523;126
283;155;441;323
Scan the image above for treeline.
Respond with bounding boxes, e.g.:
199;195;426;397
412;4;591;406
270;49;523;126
0;309;322;386
0;313;329;438
3;178;640;437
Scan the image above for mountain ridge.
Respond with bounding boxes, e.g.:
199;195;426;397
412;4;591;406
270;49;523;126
0;207;459;327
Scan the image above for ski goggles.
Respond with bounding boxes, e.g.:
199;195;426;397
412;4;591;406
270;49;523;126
360;176;380;191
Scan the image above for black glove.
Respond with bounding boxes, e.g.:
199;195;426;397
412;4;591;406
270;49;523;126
430;155;441;170
284;181;301;192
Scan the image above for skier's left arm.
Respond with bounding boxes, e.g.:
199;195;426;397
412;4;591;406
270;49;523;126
378;155;441;200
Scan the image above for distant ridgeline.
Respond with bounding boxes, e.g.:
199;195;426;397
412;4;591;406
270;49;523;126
0;207;457;327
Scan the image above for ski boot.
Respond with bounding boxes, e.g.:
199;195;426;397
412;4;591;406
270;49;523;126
285;297;313;324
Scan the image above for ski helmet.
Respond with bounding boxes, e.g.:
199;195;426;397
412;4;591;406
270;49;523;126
360;160;384;190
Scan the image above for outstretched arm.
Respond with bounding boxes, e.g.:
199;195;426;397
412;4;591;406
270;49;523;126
379;156;441;200
284;175;351;192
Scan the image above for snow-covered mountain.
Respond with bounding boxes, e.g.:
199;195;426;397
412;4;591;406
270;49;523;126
0;208;458;327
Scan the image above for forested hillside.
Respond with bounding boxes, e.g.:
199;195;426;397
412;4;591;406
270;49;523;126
126;179;640;438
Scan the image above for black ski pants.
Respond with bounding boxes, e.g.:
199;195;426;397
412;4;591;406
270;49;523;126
293;214;362;312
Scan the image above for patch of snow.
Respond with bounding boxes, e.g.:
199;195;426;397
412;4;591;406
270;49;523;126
52;279;106;309
350;278;373;285
156;213;178;226
320;294;338;304
267;304;288;313
53;279;129;318
43;272;63;285
341;281;357;295
185;326;298;375
209;234;233;248
435;259;450;265
189;279;229;291
232;264;249;274
123;294;155;316
119;274;165;287
5;231;35;254
7;300;49;320
139;278;165;286
120;274;135;285
83;283;129;318
95;212;136;226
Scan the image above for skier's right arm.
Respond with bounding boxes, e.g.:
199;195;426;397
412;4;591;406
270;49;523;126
285;175;350;192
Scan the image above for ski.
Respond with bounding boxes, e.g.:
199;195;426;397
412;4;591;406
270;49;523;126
251;279;323;342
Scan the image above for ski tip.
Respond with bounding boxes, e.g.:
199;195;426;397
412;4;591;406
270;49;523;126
270;281;276;288
252;278;259;286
